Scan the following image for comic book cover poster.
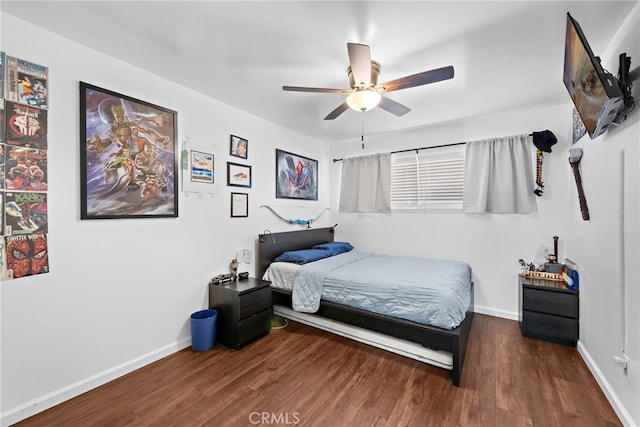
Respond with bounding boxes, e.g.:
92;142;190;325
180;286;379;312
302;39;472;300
5;146;47;191
0;238;6;280
0;192;3;235
1;52;5;98
4;54;48;109
5;101;47;149
5;233;49;278
0;98;5;144
0;144;5;190
4;191;47;235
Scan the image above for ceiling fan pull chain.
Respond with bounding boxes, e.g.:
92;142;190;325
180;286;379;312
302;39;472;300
361;114;365;149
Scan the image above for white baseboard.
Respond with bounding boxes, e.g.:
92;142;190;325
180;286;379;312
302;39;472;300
577;342;633;427
473;304;519;321
1;337;191;427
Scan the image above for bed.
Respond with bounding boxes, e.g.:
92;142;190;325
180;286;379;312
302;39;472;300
257;226;474;386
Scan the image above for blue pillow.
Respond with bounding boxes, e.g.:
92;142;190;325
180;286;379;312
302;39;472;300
274;249;331;265
312;241;354;256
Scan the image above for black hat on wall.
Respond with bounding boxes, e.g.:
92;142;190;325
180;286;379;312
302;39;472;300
532;130;558;153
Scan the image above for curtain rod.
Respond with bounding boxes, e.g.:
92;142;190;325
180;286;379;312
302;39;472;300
331;132;538;162
332;141;467;162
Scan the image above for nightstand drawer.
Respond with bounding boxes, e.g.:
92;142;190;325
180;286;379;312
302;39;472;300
523;287;578;318
239;286;272;319
238;308;271;347
522;310;578;340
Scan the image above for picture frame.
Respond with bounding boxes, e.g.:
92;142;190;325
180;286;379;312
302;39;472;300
275;149;318;200
230;134;248;159
572;107;587;144
231;192;248;217
79;82;178;219
227;162;252;188
190;150;214;183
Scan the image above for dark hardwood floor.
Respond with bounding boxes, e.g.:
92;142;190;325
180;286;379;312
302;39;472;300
16;314;620;426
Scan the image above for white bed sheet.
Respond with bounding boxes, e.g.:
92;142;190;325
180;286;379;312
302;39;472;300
262;262;300;291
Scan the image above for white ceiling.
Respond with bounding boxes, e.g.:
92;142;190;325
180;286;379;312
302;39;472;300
1;1;636;141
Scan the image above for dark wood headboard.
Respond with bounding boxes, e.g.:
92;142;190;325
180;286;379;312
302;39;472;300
257;227;335;279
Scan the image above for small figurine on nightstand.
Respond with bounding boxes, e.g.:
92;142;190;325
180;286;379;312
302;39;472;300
230;258;239;281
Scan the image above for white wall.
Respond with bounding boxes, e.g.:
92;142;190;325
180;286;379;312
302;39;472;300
567;4;639;425
0;13;331;425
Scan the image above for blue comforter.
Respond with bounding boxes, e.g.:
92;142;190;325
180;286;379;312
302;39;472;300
291;251;472;330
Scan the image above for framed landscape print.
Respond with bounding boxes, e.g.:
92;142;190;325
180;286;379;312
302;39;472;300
230;135;248;159
227;162;251;188
275;149;317;200
190;150;214;183
79;82;178;219
231;192;248;217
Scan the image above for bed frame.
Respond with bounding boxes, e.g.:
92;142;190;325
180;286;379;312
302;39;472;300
257;227;474;386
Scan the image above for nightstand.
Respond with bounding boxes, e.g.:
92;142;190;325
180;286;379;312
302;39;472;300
209;278;272;350
519;275;579;346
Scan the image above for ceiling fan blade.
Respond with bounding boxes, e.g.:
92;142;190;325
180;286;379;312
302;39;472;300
377;65;454;92
283;85;351;94
378;96;411;117
324;101;350;120
347;43;372;87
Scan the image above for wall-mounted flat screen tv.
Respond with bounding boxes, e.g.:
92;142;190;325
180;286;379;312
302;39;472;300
563;12;623;139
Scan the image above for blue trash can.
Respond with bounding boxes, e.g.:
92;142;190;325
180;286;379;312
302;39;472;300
190;309;217;351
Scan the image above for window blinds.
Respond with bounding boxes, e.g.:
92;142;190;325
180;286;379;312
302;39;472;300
390;145;465;211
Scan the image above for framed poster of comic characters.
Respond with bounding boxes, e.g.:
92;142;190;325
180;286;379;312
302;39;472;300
79;82;178;219
275;149;318;200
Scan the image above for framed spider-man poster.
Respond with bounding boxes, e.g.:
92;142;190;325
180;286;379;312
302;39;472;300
79;82;178;219
275;149;317;200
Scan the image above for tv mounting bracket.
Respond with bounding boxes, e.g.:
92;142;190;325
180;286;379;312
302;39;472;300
613;52;635;124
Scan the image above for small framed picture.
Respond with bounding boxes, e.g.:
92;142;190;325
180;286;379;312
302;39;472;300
231;192;248;217
227;162;252;188
190;150;214;183
571;107;587;144
230;135;248;159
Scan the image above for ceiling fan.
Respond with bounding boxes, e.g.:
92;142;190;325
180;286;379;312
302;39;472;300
282;43;454;120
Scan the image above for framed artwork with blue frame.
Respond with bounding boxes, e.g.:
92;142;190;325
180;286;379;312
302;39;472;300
227;161;252;188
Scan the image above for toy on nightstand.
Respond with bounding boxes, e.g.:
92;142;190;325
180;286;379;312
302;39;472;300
210;274;233;285
230;258;239;280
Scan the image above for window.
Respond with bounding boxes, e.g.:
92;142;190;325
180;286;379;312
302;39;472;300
390;145;465;211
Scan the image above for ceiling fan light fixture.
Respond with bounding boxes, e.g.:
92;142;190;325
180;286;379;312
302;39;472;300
346;89;381;112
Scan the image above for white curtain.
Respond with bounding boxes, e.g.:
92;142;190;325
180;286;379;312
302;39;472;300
339;153;391;213
463;134;537;213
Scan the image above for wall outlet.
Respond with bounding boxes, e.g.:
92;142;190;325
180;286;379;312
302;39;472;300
613;354;630;369
236;248;253;264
